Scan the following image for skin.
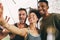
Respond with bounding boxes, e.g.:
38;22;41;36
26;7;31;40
0;3;3;18
19;10;27;24
46;27;56;34
38;2;49;18
0;3;10;40
18;10;27;28
10;10;27;39
38;2;56;34
0;12;39;38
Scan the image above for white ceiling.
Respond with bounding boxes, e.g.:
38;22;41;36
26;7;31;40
0;0;60;24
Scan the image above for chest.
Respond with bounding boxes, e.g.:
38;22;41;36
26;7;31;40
40;16;54;28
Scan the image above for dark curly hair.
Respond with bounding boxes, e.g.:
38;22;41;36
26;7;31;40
29;9;41;19
38;0;48;6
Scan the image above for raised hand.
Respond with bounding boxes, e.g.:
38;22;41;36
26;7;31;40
5;16;10;22
0;3;5;26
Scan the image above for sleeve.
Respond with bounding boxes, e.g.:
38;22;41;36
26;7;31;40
54;14;60;31
54;14;60;40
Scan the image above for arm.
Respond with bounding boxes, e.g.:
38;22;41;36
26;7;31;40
0;20;27;37
0;16;10;33
0;16;27;37
54;14;60;31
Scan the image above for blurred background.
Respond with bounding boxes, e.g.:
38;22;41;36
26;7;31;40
0;0;60;24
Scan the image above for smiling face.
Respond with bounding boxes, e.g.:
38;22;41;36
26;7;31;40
38;2;49;16
28;12;38;24
19;10;27;24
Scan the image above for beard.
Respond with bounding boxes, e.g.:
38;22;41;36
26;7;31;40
19;19;26;24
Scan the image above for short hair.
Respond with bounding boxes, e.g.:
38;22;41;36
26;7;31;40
29;9;41;19
18;8;27;14
38;0;48;6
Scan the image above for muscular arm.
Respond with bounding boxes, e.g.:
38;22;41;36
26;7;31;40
2;22;27;37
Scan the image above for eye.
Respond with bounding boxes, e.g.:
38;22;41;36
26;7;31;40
19;14;21;16
23;14;25;15
32;15;34;17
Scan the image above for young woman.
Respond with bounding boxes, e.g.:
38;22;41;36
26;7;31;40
0;9;41;40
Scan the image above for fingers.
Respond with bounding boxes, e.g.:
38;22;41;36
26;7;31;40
5;16;10;22
5;16;7;20
7;17;10;22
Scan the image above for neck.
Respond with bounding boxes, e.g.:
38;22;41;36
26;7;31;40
43;11;50;19
18;22;25;28
30;23;36;30
19;22;25;25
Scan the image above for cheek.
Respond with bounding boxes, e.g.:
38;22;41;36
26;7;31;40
19;16;21;19
0;13;3;17
0;10;3;13
24;16;26;19
44;7;48;11
0;8;3;11
34;17;38;22
0;12;3;15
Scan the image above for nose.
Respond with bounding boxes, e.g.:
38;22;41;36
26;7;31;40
20;15;23;18
43;8;46;11
30;15;33;18
38;6;42;10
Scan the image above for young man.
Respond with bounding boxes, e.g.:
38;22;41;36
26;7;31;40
38;0;60;40
9;8;28;40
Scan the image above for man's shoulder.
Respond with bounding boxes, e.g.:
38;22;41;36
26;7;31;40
50;13;60;17
51;13;60;15
50;13;60;20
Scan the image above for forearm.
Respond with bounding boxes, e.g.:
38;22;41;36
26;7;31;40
0;20;27;36
3;23;25;36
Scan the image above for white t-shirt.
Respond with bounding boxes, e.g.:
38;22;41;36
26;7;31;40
47;33;55;40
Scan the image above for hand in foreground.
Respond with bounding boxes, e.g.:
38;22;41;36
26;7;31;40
5;16;10;22
0;16;5;26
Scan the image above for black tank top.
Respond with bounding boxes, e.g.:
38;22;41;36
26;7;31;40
10;23;28;40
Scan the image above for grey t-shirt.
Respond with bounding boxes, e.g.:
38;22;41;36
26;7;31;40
26;28;41;40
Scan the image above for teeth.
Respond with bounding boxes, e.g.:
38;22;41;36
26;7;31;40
20;20;23;21
20;19;24;22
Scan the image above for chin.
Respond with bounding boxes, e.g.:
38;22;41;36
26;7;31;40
30;22;33;24
20;22;25;24
40;12;45;15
